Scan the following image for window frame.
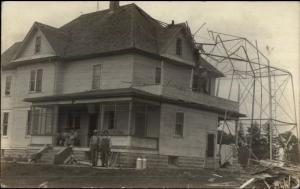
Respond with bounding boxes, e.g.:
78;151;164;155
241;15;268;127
35;69;43;92
29;69;43;93
155;67;161;84
26;110;32;136
206;133;215;158
4;76;12;96
92;64;102;90
176;38;182;56
2;112;9;136
174;112;184;137
29;70;36;92
35;36;41;54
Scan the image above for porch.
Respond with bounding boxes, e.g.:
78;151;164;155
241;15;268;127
27;99;160;151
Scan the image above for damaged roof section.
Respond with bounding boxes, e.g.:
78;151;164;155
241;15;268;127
2;3;221;76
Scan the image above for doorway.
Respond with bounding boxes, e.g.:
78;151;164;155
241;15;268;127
88;113;98;145
206;133;215;158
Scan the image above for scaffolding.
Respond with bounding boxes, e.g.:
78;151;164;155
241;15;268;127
194;29;298;164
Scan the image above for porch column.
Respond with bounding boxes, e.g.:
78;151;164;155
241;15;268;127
235;119;239;148
100;104;104;132
52;105;59;146
29;105;36;145
98;104;102;133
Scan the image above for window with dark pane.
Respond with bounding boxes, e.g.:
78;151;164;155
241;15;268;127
175;112;184;137
29;70;36;91
5;76;12;96
2;112;9;136
155;67;161;84
92;65;101;89
176;38;182;56
35;69;43;92
35;36;41;53
26;110;32;135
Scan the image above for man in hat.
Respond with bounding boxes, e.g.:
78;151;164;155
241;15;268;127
89;130;100;167
100;130;112;167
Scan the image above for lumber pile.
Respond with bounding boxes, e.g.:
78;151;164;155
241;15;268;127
240;160;300;189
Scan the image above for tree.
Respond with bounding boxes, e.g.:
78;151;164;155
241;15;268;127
278;131;300;163
217;130;235;145
263;122;280;160
246;121;269;160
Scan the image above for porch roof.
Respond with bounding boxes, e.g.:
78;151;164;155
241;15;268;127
23;88;245;118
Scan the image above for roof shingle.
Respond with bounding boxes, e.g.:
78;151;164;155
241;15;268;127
1;3;223;77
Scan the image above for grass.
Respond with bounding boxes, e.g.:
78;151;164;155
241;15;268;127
1;161;244;188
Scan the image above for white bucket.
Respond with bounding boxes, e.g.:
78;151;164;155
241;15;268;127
136;157;142;169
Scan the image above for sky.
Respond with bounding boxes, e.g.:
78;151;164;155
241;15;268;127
1;1;300;135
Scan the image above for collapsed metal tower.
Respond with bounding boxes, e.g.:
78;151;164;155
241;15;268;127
194;30;298;162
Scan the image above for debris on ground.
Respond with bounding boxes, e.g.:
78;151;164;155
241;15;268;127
212;173;223;178
38;181;48;188
240;160;300;189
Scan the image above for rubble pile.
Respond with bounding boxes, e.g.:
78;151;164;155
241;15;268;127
240;160;300;189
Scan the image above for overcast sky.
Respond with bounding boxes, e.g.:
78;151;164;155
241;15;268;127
1;1;300;134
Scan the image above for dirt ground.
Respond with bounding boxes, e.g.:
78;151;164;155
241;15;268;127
0;161;246;188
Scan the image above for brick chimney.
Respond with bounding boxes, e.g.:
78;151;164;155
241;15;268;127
110;1;120;10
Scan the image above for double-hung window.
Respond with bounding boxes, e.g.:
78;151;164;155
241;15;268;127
155;67;161;84
175;112;184;137
5;76;12;96
176;38;182;56
92;65;101;89
35;36;41;53
29;69;43;92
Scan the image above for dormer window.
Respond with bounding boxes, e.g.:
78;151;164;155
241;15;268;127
35;36;41;53
176;38;182;56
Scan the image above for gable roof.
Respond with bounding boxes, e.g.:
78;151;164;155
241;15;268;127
58;4;164;58
1;3;222;76
1;42;22;67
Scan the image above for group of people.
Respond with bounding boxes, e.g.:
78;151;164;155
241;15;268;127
89;129;112;167
57;129;80;147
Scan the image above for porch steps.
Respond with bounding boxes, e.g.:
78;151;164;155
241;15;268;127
54;147;73;164
40;148;60;164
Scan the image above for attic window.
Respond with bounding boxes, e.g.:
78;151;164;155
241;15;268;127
176;38;182;56
35;36;41;53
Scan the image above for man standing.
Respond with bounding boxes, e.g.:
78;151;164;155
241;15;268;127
100;130;112;167
89;130;100;167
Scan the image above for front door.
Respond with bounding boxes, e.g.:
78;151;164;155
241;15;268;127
88;113;98;144
206;133;215;158
135;112;146;137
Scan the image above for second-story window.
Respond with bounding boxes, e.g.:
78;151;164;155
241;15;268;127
36;69;43;92
175;112;184;137
192;74;200;92
92;65;101;89
155;67;161;84
176;38;182;56
5;76;12;96
35;36;41;53
29;70;36;92
29;69;43;92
